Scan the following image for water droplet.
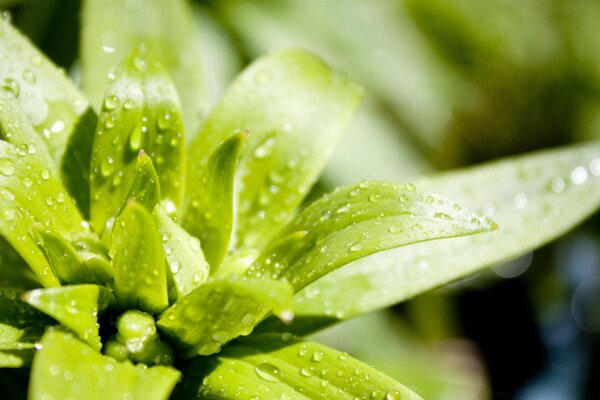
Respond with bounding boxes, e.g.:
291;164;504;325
133;57;147;72
123;99;134;111
369;194;380;203
212;331;229;342
0;189;14;201
434;212;452;220
100;157;116;177
349;242;363;252
40;169;50;180
2;78;20;97
386;391;402;400
283;121;294;134
129;123;144;151
254;138;275;158
2;208;16;221
255;363;281;382
51;120;65;133
312;351;324;362
103;95;119;111
241;313;255;325
189;237;200;252
550;177;565;194
0;158;16;176
570;166;588;185
336;204;351;214
22;177;33;187
30;55;42;67
589;158;600;176
513;192;528;209
45;196;54;206
157;112;172;130
300;367;314;377
22;68;36;83
388;225;401;234
405;183;416;192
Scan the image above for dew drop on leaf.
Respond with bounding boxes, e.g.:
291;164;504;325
2;208;16;221
100;157;116;177
0;158;16;176
255;363;280;382
22;68;36;83
103;95;119;111
2;77;20;97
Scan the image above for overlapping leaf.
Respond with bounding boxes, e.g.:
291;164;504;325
89;46;185;234
29;329;180;400
184;49;363;254
248;181;495;291
0;19;97;216
158;278;293;357
176;333;423;400
295;142;600;319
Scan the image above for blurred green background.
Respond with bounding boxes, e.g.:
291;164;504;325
3;0;600;398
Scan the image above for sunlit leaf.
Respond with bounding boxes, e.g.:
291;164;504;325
36;230;112;285
110;200;168;314
176;333;423;400
22;285;112;351
153;204;209;298
184;49;363;252
89;45;185;234
295;142;600;319
0;141;86;287
81;0;205;133
248;181;495;291
30;329;180;400
190;132;246;269
0;19;97;216
122;150;161;213
157;278;293;357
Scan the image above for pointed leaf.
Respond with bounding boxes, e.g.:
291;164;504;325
111;200;168;314
176;333;423;400
122;150;161;213
0;19;96;216
81;0;205;134
30;329;180;400
22;285;112;351
184;49;363;252
153;204;209;298
193;132;246;269
37;230;112;285
157;278;293;357
296;142;600;319
0;141;86;286
90;46;185;234
248;181;495;291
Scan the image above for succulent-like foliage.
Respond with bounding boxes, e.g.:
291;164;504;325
1;4;600;399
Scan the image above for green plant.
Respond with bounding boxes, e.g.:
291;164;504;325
1;6;600;399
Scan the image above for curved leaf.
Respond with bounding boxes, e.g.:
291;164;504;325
22;285;112;351
184;49;363;252
248;181;495;291
90;46;185;234
157;278;293;357
30;329;180;400
295;142;600;319
176;333;423;400
123;150;161;213
153;204;209;298
0;141;86;286
81;0;205;133
110;200;168;314
0;19;96;216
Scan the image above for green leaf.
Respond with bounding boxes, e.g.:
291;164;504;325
153;204;209;298
110;200;168;314
176;333;423;400
0;141;86;287
29;329;180;400
190;131;246;269
122;150;161;213
0;19;96;217
36;229;113;285
81;0;205;134
248;181;495;291
295;142;600;319
22;285;112;351
157;278;293;357
90;45;186;234
184;49;363;252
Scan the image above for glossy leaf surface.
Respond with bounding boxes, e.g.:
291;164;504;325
0;141;85;287
177;333;423;400
184;49;363;252
89;46;185;234
249;181;495;291
295;142;600;318
30;329;180;400
122;150;161;213
153;204;209;298
111;201;168;314
158;278;293;357
81;0;204;133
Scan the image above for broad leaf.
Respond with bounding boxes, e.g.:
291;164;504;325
184;49;363;252
153;204;209;298
157;278;293;357
81;0;205;133
0;141;86;287
110;200;168;314
248;181;495;291
30;329;180;400
192;132;246;269
90;46;185;234
295;142;600;319
0;19;96;216
176;333;423;400
22;285;112;351
36;230;112;285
